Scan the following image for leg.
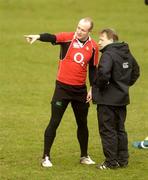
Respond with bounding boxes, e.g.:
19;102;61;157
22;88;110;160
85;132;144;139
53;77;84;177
116;106;129;166
71;101;89;157
97;105;118;166
43;100;69;158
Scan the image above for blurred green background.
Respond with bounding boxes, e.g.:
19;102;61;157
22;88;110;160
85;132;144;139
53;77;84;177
0;0;148;179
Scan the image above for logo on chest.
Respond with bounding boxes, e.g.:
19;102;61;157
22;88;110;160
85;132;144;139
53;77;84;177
74;52;85;66
123;62;129;69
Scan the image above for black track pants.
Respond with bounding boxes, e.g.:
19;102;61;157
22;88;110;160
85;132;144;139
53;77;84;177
43;99;89;158
97;105;129;166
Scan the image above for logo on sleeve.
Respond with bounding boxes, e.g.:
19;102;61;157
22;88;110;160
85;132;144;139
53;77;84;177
123;62;129;69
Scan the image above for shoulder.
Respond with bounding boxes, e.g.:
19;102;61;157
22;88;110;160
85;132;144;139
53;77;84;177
91;39;98;46
101;46;116;58
55;32;74;42
90;39;99;51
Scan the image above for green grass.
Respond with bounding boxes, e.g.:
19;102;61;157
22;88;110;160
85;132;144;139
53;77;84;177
0;0;148;179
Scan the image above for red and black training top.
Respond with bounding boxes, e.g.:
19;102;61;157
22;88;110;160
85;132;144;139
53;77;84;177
39;32;99;86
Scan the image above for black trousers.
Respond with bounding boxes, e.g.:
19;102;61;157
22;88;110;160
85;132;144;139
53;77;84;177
97;105;129;166
43;99;89;159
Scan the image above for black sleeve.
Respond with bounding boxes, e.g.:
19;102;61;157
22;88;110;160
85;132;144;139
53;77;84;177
89;63;97;86
39;33;56;44
95;53;113;90
130;55;140;86
89;51;97;86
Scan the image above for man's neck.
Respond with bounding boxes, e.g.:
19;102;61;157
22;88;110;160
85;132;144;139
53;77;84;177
78;37;89;44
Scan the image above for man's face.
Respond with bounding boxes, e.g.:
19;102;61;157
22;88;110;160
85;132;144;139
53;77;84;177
75;20;91;41
98;32;113;50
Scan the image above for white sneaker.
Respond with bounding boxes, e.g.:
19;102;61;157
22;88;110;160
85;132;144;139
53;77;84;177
80;155;95;165
41;156;53;167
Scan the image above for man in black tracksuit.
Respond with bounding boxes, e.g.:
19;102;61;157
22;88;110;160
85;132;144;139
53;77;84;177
92;28;140;169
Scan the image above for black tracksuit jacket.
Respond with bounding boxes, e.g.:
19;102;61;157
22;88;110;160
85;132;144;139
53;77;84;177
92;42;140;106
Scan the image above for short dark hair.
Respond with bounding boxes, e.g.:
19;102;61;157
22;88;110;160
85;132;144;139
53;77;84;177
100;28;119;42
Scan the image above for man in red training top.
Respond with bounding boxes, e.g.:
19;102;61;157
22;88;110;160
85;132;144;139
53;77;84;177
24;17;99;168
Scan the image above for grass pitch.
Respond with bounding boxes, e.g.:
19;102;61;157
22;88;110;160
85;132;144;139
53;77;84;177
0;0;148;179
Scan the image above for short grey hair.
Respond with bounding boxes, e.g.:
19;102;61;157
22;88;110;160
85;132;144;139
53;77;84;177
80;17;94;31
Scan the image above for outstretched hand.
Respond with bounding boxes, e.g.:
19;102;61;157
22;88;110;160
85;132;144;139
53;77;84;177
24;35;40;44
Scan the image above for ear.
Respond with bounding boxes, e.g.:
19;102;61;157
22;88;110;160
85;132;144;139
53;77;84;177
110;39;114;43
88;29;91;34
